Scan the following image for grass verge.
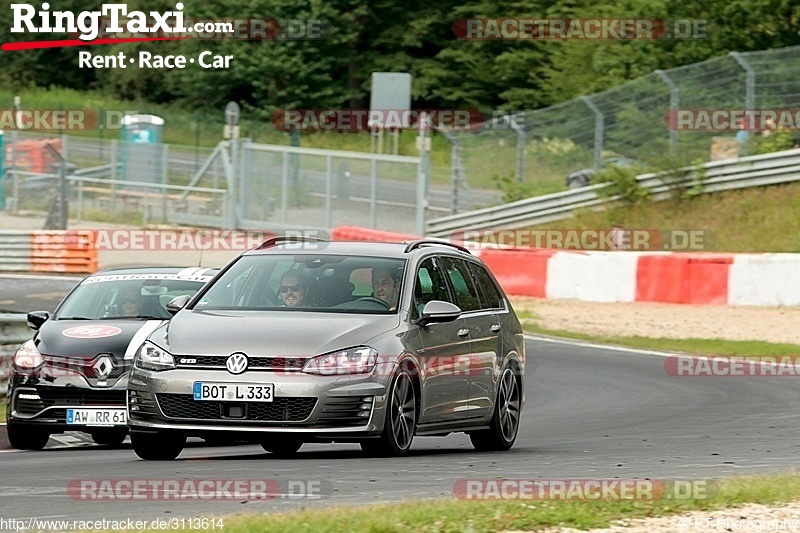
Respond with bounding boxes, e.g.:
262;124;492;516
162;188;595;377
522;321;800;356
0;402;5;420
151;473;800;532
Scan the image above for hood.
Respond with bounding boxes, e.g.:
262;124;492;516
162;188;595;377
162;310;400;358
37;319;165;361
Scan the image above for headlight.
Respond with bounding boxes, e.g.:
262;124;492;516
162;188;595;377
13;339;44;370
303;346;378;375
134;341;175;371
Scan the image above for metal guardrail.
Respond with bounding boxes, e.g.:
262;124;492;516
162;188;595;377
0;313;30;397
426;148;800;236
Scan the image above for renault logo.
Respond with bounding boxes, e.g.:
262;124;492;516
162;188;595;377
93;355;114;378
226;353;248;374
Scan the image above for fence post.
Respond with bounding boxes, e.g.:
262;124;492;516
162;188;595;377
161;143;169;222
324;154;333;228
510;113;526;182
655;70;679;154
416;112;429;236
582;96;603;169
730;52;755;111
281;150;289;224
370;156;378;227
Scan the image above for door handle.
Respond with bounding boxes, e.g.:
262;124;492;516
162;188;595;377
491;324;502;333
457;328;470;337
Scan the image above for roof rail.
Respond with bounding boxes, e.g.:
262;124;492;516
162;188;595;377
403;239;471;255
255;236;328;250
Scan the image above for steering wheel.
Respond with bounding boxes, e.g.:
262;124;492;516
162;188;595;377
356;296;392;310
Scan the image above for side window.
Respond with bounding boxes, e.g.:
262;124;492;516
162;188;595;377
411;258;451;320
468;262;504;310
441;257;481;313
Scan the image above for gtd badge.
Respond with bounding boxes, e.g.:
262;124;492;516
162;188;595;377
226;353;248;374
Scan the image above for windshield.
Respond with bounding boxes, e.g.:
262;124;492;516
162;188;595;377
194;255;406;314
56;274;209;320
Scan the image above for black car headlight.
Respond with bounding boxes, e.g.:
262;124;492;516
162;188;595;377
303;346;378;375
134;341;175;371
13;339;44;372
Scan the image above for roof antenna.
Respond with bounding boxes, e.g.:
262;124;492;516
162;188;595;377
198;247;204;268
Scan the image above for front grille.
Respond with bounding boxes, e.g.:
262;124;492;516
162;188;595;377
156;394;317;422
35;387;126;407
174;356;305;371
315;396;374;427
44;356;128;379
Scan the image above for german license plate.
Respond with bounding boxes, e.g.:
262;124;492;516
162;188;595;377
66;408;127;426
193;382;274;402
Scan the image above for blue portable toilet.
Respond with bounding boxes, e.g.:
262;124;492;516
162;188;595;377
120;114;164;183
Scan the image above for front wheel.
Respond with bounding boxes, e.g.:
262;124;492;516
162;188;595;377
130;431;185;460
7;423;49;450
361;370;416;457
469;366;521;452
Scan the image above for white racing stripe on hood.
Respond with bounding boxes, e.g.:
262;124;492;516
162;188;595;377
177;267;206;277
124;320;164;360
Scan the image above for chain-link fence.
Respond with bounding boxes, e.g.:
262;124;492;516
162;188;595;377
443;45;800;197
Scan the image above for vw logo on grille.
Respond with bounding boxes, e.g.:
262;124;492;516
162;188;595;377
226;353;248;374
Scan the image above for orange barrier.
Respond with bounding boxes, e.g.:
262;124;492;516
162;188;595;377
479;248;558;297
10;139;63;173
331;226;421;242
635;253;732;304
30;231;98;273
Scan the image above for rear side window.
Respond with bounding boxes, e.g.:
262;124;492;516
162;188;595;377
440;257;481;313
468;262;504;309
411;258;451;320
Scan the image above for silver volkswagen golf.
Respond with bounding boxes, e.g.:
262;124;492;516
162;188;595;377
127;238;525;459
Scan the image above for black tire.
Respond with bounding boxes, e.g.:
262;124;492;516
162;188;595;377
91;429;127;447
7;423;49;451
361;370;416;457
130;431;185;460
469;366;521;452
260;438;303;457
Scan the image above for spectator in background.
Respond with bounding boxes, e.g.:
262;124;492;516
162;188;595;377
735;117;751;156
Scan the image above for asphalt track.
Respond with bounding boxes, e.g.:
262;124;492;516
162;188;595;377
2;335;800;529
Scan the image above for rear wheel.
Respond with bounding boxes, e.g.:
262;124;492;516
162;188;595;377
260;438;303;457
7;423;49;450
361;371;416;457
130;431;185;460
91;429;127;447
470;366;521;452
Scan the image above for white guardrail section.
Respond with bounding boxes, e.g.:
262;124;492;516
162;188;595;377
0;314;30;397
426;148;800;237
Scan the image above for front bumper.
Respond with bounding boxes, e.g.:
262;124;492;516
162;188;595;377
127;366;390;437
8;379;128;432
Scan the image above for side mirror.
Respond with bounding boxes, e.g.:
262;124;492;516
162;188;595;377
165;295;192;315
416;300;461;327
26;311;50;330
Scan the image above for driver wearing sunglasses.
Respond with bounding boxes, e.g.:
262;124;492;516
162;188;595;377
279;271;312;307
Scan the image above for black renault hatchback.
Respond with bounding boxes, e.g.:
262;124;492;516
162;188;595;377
6;267;216;450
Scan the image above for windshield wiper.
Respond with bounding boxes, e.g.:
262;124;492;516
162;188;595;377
58;316;93;320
